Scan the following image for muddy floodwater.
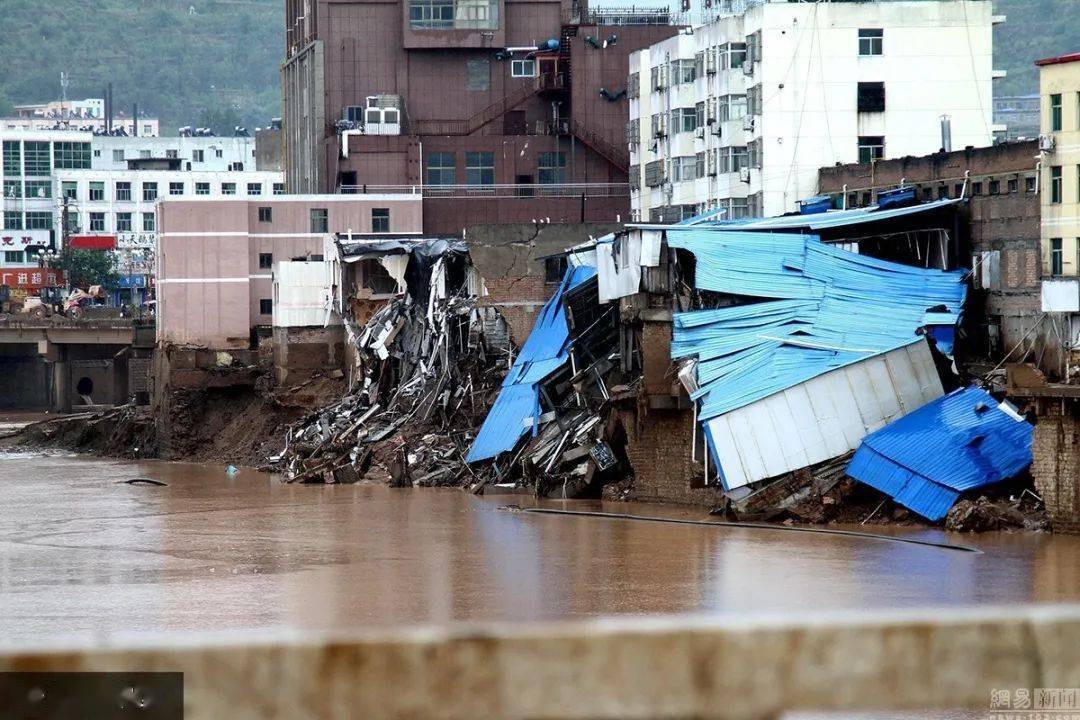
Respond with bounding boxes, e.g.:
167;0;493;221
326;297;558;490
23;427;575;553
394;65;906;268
2;451;1080;646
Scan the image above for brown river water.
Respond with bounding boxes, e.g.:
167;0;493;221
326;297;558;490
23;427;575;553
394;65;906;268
2;451;1080;647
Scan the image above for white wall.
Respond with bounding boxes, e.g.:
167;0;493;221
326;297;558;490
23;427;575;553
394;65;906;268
629;0;997;221
91;136;259;172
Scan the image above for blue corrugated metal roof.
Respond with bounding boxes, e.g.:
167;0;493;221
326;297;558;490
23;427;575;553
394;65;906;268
847;387;1034;520
466;265;596;463
722;198;962;232
668;232;966;420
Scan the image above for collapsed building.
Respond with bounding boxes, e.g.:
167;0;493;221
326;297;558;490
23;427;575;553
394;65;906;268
466;192;1037;521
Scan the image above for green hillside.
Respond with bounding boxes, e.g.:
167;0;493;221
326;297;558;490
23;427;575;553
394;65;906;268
993;0;1078;96
0;0;1072;133
0;0;284;133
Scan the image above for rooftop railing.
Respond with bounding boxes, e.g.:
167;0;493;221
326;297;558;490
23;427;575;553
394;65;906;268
337;183;630;198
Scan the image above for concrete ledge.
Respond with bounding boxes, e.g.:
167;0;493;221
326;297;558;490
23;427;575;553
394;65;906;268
2;605;1079;719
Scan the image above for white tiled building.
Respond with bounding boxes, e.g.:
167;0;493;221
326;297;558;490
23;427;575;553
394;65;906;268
0;129;281;279
628;0;1001;222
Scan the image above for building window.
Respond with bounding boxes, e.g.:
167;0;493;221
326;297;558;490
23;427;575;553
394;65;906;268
21;180;48;199
112;149;124;162
116;181;132;201
24;141;51;176
1051;93;1063;132
222;182;236;195
215;149;223;158
166;149;178;159
195;182;210;195
727;42;747;69
169;182;184;195
3;212;22;230
117;212;133;232
259;252;273;269
259;298;273;315
938;185;950;200
2;180;21;199
273;183;285;195
258;206;273;223
410;0;453;28
139;150;151;160
142;212;155;232
538;152;566;184
4;251;25;264
1025;176;1037;193
247;182;262;196
544;255;568;284
857;82;886;112
53;141;91;169
672;107;698;134
371;207;390;233
466;57;491;91
972;181;983;196
858;136;885;163
511;59;536;78
672;58;696;85
1008;177;1019;193
89;212;106;232
1051;238;1063;276
61;181;78;200
1051;166;1062;204
671;156;698;183
66;211;80;233
142;182;158;201
193;149;205;163
310;208;329;233
718;95;747;122
989;179;1000;195
426;152;456;185
858;28;883;56
25;212;52;230
720;146;748;173
465;151;495;185
2;140;20;172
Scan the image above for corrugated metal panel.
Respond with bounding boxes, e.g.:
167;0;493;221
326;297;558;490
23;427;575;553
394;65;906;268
704;340;943;490
724;198;961;232
273;261;333;328
846;386;1034;520
466;265;596;463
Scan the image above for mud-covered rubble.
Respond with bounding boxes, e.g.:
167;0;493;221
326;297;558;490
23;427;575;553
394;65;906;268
270;288;509;485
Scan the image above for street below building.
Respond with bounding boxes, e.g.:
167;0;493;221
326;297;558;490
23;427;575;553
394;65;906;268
2;451;1079;649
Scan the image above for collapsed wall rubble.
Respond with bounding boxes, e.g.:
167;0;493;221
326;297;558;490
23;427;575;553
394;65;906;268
270;240;511;485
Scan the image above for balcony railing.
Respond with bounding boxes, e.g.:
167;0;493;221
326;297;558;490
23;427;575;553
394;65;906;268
337;183;629;198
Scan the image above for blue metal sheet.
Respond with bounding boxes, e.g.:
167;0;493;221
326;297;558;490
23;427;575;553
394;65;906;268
846;387;1034;520
669;232;966;421
466;265;596;463
722;197;962;232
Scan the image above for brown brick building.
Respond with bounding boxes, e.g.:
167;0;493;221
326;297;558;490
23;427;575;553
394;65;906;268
818;140;1043;363
282;0;679;235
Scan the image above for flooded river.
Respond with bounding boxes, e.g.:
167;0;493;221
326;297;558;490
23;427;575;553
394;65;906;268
2;451;1079;646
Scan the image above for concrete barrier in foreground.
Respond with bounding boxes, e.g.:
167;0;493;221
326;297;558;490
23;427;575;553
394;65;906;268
2;605;1079;719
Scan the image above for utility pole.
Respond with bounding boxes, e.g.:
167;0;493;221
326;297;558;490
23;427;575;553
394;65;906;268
60;194;71;290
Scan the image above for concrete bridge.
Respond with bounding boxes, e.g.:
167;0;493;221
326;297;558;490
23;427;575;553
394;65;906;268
2;605;1078;719
0;318;152;411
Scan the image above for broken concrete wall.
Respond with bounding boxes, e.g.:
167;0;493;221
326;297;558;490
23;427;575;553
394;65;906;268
467;222;622;345
1031;400;1080;533
272;325;346;384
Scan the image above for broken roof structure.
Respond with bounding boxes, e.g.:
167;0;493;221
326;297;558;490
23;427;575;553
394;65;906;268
847;387;1034;520
467;265;597;463
666;229;967;491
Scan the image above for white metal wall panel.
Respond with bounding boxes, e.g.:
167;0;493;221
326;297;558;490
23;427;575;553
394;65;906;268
1042;279;1080;312
704;339;944;491
273;261;335;328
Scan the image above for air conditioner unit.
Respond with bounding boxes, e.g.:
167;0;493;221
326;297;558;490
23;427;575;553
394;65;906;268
705;50;717;75
1039;133;1056;152
695;127;705;139
743;59;754;76
743;115;755;132
657;65;668;90
739;167;751;183
705;99;716;125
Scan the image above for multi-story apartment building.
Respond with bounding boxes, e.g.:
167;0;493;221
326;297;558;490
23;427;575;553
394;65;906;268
6;98;160;136
282;0;682;233
628;0;1000;222
1038;53;1080;279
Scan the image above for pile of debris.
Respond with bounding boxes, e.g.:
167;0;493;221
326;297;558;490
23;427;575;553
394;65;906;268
270;281;509;485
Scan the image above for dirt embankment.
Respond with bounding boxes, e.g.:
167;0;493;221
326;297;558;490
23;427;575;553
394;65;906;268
17;369;346;467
